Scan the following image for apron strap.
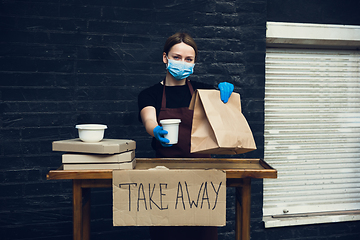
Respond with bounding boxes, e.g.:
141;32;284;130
161;79;194;109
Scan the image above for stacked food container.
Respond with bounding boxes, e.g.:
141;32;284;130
52;124;136;170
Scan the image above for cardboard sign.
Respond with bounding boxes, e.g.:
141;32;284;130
113;169;226;226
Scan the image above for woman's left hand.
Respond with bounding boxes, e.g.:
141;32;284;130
218;82;234;103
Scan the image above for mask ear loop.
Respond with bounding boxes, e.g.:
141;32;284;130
165;56;170;70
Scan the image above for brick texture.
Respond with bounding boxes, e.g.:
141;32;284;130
0;0;266;239
1;0;359;240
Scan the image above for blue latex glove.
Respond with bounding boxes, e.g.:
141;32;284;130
218;82;234;103
153;126;172;147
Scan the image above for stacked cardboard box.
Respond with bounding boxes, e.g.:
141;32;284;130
52;139;136;170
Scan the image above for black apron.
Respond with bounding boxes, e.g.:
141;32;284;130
151;79;217;240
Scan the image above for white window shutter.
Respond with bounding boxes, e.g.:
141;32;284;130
263;48;360;217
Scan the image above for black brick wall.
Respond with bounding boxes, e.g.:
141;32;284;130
1;0;359;240
0;0;265;239
268;0;360;25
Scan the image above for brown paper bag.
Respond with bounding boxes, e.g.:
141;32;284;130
189;89;257;155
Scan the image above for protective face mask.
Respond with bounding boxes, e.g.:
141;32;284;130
166;58;195;80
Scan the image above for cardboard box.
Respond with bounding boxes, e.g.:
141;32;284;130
113;169;226;226
52;139;136;154
62;151;135;163
63;158;136;170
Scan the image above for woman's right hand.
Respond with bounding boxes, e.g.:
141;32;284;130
153;126;172;147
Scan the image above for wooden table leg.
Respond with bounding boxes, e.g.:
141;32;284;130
242;178;252;240
82;188;91;240
73;180;83;240
235;188;242;240
73;180;91;240
235;178;251;240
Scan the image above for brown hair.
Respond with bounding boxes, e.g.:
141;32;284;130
163;32;198;60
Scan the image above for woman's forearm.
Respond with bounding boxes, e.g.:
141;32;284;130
140;106;158;137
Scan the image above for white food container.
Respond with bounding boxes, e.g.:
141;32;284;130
75;124;108;142
159;119;181;144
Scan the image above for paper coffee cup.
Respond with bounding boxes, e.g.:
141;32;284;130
159;119;181;144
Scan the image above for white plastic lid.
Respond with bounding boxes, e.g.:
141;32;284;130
75;124;108;130
159;119;181;125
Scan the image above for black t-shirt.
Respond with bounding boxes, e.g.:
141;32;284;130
138;80;214;122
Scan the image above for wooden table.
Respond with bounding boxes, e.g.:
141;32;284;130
47;158;277;240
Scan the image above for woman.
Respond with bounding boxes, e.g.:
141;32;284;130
138;32;234;158
138;32;233;240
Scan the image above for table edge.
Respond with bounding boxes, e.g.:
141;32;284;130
47;158;277;180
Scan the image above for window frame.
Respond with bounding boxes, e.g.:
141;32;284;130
263;22;360;228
